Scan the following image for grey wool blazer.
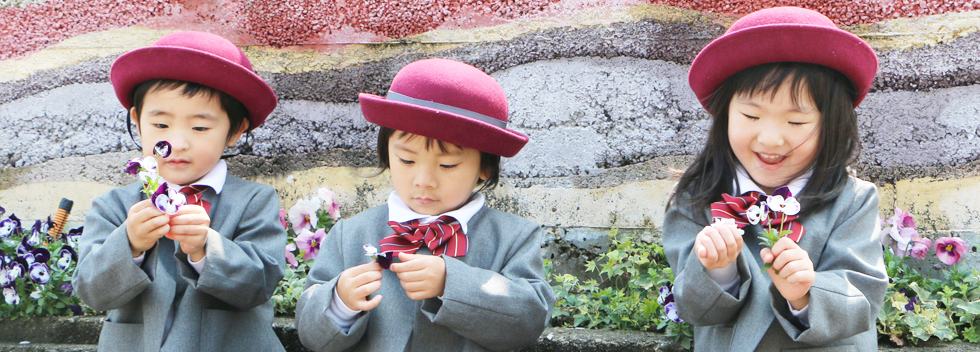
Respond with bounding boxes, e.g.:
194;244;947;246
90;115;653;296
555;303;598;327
663;177;888;352
72;176;287;352
295;204;555;352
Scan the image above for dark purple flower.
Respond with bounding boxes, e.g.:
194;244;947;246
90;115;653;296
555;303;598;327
125;158;142;175
904;296;919;311
657;285;675;306
68;305;82;315
665;302;682;322
57;246;77;270
3;285;19;305
31;248;50;265
154;141;172;158
375;252;394;270
0;205;4;216
8;259;26;279
0;249;8;267
771;186;792;198
28;263;49;284
60;283;74;297
66;227;83;248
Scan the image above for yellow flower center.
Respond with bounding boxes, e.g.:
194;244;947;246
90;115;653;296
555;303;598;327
311;239;318;248
945;244;954;252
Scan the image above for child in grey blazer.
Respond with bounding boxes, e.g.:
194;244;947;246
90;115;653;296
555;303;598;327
663;7;888;352
295;58;555;351
73;31;286;352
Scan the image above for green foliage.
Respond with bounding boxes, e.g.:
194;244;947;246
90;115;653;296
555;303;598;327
271;189;340;315
877;235;980;345
549;230;693;349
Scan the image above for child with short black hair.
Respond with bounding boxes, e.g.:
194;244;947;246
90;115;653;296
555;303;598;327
663;7;888;351
295;58;555;351
73;31;287;352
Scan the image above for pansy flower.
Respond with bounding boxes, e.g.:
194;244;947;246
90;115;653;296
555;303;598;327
319;187;342;220
28;263;50;284
295;228;326;260
60;283;74;297
0;218;15;238
0;205;4;216
363;244;394;269
30;290;43;300
125;158;142;175
3;285;19;305
0;266;12;288
152;183;187;215
285;243;299;269
288;198;321;232
279;209;289;230
26;220;43;246
66;227;83;248
154;141;172;158
7;259;25;279
935;237;967;265
657;285;674;306
665;302;682;322
57;246;77;271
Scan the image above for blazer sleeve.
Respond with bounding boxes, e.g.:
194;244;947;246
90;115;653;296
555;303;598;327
770;182;888;344
174;185;287;310
294;220;370;352
663;200;754;326
72;190;153;312
419;222;556;351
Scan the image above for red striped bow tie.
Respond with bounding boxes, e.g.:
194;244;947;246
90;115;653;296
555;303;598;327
180;185;211;214
710;191;806;242
381;216;468;257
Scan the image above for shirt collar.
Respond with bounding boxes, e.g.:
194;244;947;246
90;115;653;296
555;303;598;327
387;191;485;234
164;160;227;195
733;164;810;197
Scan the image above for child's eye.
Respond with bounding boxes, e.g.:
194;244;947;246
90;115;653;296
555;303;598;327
152;123;169;129
193;127;210;131
399;158;415;165
440;164;459;169
789;121;808;126
742;113;759;120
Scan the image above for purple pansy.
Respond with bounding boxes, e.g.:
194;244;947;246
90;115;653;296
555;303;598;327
904;296;919;311
151;183;186;215
0;218;14;238
31;248;50;265
28;263;49;284
318;188;341;220
296;228;326;260
68;305;82;315
60;283;74;297
0;205;4;215
665;302;682;322
0;249;9;267
657;285;674;306
66;227;83;248
935;237;967;265
0;266;12;288
57;246;77;271
363;244;393;269
154;141;172;158
125;158;142;175
25;220;43;246
7;259;25;279
3;285;19;305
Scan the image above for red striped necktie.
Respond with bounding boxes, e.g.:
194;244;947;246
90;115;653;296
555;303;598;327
180;185;211;215
381;215;468;257
710;191;806;242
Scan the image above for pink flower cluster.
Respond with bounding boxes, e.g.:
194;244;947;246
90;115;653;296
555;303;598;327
279;187;343;268
880;207;968;265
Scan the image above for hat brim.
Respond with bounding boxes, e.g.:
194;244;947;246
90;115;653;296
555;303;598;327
689;24;878;109
110;46;277;130
359;93;528;158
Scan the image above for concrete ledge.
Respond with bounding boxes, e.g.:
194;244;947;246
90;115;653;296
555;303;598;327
1;315;979;351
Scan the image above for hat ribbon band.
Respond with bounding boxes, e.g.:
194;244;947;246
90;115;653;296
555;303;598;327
386;91;507;129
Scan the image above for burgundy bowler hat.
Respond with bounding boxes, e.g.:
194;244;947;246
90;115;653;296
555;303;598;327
110;31;277;130
689;7;878;109
359;58;528;158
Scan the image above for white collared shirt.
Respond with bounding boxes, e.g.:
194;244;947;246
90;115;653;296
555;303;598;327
386;191;485;234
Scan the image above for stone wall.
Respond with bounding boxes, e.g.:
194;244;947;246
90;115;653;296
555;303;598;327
2;1;980;275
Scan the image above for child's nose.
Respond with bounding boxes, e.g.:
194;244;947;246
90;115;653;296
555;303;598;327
756;125;785;148
167;134;190;151
413;168;437;189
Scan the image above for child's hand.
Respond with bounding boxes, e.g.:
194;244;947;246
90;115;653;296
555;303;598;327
695;222;744;270
337;262;384;311
166;204;210;262
390;252;446;300
761;237;814;310
126;199;170;258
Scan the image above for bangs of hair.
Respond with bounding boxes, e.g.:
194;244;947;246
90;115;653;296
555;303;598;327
375;126;502;191
672;62;860;217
